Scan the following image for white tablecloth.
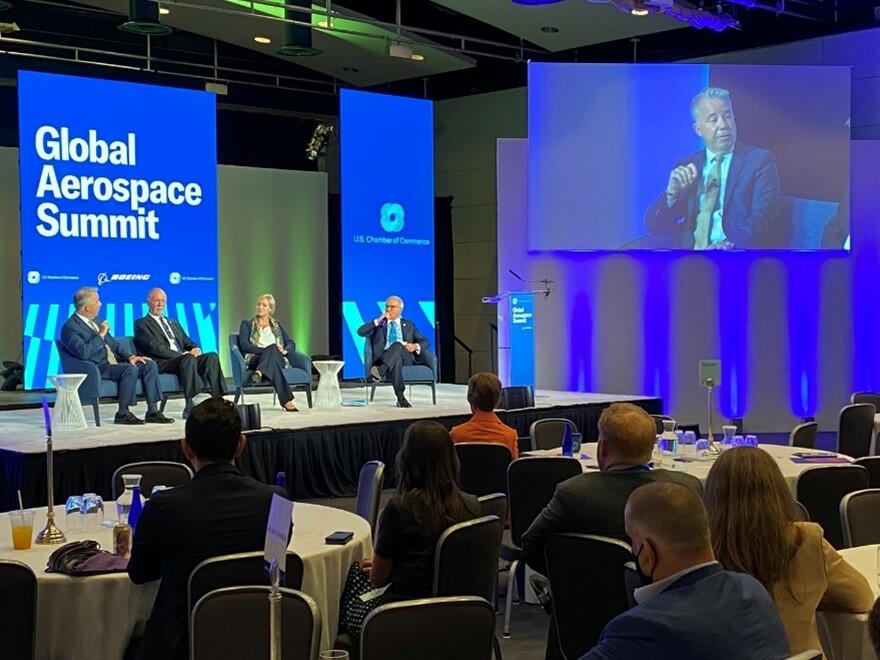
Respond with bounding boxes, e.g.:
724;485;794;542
0;501;371;660
816;545;878;660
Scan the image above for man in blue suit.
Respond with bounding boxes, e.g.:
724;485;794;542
580;482;789;660
60;286;173;425
644;87;781;249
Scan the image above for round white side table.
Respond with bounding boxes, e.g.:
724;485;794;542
312;360;344;409
48;374;88;430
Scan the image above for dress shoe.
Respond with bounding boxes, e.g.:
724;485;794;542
249;370;262;384
283;402;299;412
145;411;175;424
114;411;145;425
396;398;412;408
369;366;382;383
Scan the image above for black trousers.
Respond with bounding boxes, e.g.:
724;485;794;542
247;345;293;406
157;352;226;401
375;342;423;399
100;360;162;414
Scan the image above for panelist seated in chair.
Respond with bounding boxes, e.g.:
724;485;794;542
357;295;429;409
60;286;173;425
451;372;518;459
237;293;299;412
134;287;226;419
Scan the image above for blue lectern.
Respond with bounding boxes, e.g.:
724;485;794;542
508;292;535;389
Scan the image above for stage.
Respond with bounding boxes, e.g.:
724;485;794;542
0;384;661;511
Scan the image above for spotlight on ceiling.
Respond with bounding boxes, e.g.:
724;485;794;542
278;0;321;56
159;6;169;15
119;0;173;35
254;36;271;44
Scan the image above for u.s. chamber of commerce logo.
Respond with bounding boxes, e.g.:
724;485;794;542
169;272;181;285
380;203;405;233
97;272;151;286
27;271;41;284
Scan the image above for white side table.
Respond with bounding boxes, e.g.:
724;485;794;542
48;374;88;431
313;361;344;409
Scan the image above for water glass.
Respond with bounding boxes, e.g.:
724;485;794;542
683;431;696;445
733;435;745;448
695;438;710;459
319;652;349;660
721;425;737;450
82;493;105;531
571;433;583;455
744;434;758;448
9;510;35;550
659;436;679;457
65;495;84;534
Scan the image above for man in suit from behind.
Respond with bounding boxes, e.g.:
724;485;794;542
59;286;172;425
522;402;702;576
644;87;781;249
357;295;429;408
134;287;226;419
128;397;286;660
580;482;790;660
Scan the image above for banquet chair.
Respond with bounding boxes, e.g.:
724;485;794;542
502;456;582;638
796;465;869;549
434;516;503;603
837;403;876;458
650;414;676;435
188;550;304;614
785;652;823;660
789;422;818;450
355;460;385;533
191;586;320;660
794;501;811;522
477;493;508;525
529;418;578;451
851;392;880;411
361;597;495;660
456;442;512;497
623;561;644;608
0;560;36;660
840;488;880;547
111;461;193;499
855;457;880;488
544;534;633;659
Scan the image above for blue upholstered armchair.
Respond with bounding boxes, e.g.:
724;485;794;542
227;334;313;408
363;341;437;405
54;337;175;427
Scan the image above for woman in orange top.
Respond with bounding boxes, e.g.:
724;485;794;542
450;372;518;459
704;447;873;656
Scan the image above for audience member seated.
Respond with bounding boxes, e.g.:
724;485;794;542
450;372;519;459
703;447;873;656
522;402;702;576
361;420;481;598
128;397;287;660
581;482;790;660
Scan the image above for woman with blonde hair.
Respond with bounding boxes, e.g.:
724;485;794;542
237;293;299;412
704;447;872;655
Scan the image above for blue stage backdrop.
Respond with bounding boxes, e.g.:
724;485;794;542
340;89;435;379
18;71;218;389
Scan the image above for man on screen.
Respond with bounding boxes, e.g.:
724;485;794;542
134;288;226;419
645;87;781;249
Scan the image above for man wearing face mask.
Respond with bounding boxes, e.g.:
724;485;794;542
580;482;790;660
644;87;780;249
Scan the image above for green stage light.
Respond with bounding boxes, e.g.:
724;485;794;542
278;1;321;57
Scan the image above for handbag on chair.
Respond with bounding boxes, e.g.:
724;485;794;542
236;403;262;431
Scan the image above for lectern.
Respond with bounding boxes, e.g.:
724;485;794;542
483;290;536;390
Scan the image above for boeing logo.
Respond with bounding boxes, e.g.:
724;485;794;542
380;203;405;233
97;272;151;286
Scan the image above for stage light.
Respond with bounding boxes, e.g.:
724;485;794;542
278;0;321;56
159;6;169;15
254;35;271;44
631;1;650;15
411;53;425;61
119;0;173;35
306;123;335;161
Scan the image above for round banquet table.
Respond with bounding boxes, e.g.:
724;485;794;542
530;442;855;494
815;545;878;660
0;501;371;660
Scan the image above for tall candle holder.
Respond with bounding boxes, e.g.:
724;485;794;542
35;397;66;545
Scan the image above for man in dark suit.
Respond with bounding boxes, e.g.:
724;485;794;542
580;482;790;659
644;87;781;249
59;286;172;425
134;287;226;419
522;402;702;576
357;295;429;408
128;397;286;660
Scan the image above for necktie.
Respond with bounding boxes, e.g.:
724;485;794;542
693;156;723;250
88;319;117;365
159;316;181;352
388;321;399;344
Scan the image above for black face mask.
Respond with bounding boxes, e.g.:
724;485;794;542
634;543;654;586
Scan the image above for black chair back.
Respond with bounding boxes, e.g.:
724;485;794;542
793;501;810;522
852;392;880;411
0;560;36;660
623;561;644;609
188;551;304;614
840;488;880;547
789;422;818;449
855;456;880;488
544;533;633;659
361;597;495;660
650;415;676;435
355;460;385;532
796;465;870;548
838;403;876;458
191;586;320;660
529;418;578;451
111;461;193;500
477;493;507;522
508;457;582;547
456;443;512;497
433;515;502;602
